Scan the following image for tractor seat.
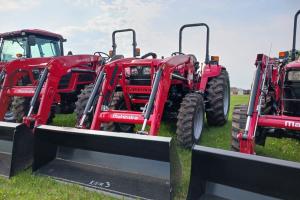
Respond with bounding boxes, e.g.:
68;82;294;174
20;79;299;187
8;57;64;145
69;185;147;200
111;54;124;61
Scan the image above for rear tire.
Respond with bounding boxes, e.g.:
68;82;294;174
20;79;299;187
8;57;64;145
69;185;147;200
231;104;247;151
176;93;204;148
206;70;230;126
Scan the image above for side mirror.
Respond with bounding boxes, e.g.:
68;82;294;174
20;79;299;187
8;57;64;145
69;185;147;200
28;35;36;46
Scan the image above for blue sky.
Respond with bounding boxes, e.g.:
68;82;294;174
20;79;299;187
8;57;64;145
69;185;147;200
0;0;299;88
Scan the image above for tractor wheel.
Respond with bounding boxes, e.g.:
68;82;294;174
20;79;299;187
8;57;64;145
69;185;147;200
75;84;95;128
75;85;134;132
10;97;30;123
231;104;247;151
105;92;135;133
176;93;204;148
8;97;55;124
4;104;16;122
206;69;230;126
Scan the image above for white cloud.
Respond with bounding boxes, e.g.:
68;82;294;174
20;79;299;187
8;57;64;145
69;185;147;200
0;0;40;11
61;0;165;35
56;0;299;89
59;0;169;56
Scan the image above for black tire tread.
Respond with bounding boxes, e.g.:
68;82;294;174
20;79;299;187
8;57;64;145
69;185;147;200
11;96;55;124
176;93;204;148
104;92;134;132
231;104;247;151
206;70;230;126
75;84;95;128
75;86;134;132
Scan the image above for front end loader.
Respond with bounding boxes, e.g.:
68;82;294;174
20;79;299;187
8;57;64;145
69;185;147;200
33;125;180;200
0;49;100;177
231;10;300;154
32;29;182;199
187;145;300;200
32;24;229;199
187;10;300;200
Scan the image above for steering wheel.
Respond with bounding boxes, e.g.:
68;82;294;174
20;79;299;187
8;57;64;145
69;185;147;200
141;52;157;59
171;52;185;56
94;51;111;64
94;51;111;59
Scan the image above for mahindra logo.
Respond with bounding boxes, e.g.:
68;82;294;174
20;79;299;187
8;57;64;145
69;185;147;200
112;113;138;120
285;121;300;128
128;88;150;93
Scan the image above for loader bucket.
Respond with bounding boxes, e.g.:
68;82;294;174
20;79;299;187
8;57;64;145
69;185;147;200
32;125;181;200
0;122;33;178
187;145;300;200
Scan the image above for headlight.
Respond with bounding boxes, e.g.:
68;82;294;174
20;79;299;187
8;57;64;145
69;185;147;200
130;67;138;76
288;71;300;81
142;67;151;75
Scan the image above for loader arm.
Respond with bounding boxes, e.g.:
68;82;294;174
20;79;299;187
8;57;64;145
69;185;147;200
238;54;271;154
0;58;52;121
21;55;100;126
88;55;191;135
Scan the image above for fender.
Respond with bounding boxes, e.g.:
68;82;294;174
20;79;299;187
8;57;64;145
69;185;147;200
198;64;225;91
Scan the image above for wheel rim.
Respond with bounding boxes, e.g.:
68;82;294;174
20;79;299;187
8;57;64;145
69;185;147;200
223;83;229;115
193;106;203;140
4;111;15;122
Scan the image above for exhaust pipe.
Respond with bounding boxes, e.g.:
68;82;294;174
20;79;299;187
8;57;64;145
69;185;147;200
32;125;181;200
187;145;300;200
0;122;33;178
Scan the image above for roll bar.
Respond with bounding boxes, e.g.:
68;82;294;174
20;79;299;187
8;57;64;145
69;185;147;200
179;23;210;64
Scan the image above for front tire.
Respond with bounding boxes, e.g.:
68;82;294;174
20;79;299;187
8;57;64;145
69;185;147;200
176;93;204;148
11;97;30;123
75;84;95;128
231;105;247;151
105;92;135;133
6;97;55;124
75;85;134;132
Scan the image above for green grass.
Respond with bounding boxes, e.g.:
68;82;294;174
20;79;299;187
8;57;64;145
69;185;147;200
0;95;300;200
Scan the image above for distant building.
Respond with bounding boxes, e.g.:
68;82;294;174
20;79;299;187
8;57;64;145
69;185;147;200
231;87;249;95
243;89;251;95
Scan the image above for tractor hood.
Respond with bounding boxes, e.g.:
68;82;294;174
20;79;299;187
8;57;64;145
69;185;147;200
286;59;300;69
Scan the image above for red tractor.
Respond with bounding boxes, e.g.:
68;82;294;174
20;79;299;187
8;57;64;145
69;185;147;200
0;29;102;178
0;29;65;63
231;10;300;154
75;23;230;148
187;12;300;200
32;23;230;200
0;29;95;121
